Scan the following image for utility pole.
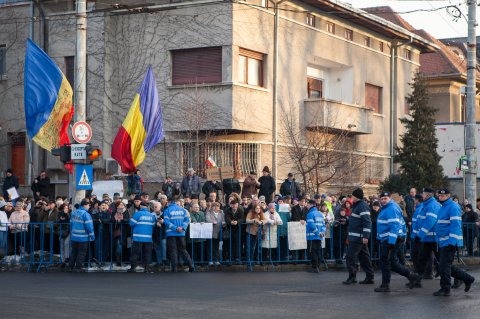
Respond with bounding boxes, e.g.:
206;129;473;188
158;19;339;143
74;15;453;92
72;0;87;204
465;0;477;205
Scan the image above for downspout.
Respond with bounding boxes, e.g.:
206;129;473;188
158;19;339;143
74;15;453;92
389;36;413;175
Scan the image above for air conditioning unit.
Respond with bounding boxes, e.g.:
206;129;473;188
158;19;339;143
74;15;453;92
105;158;123;176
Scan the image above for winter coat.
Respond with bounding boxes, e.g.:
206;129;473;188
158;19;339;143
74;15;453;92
31;176;51;200
262;210;283;248
417;197;441;243
376;200;402;245
181;175;202;197
126;174;142;195
129;208;156;242
258;175;276;203
205;210;226;239
279;179;302;199
306;206;326;241
436;198;463;248
222;179;241;198
163;203;190;237
291;204;308;222
241;175;258;198
70;207;95;242
202;181;222;199
9;210;30;232
245;211;268;236
162;182;180;201
2;175;19;200
347;200;372;243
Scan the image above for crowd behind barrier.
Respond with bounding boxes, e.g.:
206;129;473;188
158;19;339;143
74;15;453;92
0;220;479;272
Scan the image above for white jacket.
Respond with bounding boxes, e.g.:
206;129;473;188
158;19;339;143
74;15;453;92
262;211;283;249
0;211;8;231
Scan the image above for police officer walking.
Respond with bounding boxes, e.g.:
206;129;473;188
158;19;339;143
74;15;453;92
69;199;95;272
374;192;419;292
416;187;441;286
342;188;374;285
433;189;475;296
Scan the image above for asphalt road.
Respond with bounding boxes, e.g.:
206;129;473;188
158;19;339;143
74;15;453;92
1;267;479;319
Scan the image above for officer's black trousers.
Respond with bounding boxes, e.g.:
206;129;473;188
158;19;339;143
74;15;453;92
379;240;411;286
439;245;474;292
346;241;374;279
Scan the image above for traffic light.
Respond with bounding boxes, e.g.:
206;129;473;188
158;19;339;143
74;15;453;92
51;145;71;163
86;145;102;161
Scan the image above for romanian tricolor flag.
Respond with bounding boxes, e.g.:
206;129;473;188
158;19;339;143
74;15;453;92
205;156;217;168
111;66;165;173
24;39;74;151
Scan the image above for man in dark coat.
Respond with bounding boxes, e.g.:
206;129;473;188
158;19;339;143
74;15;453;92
258;166;276;203
31;171;51;201
2;169;19;200
280;173;302;199
181;168;202;198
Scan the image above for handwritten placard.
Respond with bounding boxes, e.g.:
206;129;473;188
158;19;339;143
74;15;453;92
287;221;307;250
189;223;213;239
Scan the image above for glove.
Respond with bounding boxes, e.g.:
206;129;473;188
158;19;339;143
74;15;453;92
387;244;396;250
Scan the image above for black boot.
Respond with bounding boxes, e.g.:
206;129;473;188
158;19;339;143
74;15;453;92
359;277;374;284
464;277;475;292
342;277;357;285
374;285;390;292
408;273;421;289
452;278;463;289
433;289;450;296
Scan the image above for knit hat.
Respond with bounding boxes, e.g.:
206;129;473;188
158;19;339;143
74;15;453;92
262;166;270;173
268;203;276;209
465;204;473;210
352;188;364;200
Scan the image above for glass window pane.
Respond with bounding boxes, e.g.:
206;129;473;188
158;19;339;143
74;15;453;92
238;55;246;83
247;58;260;86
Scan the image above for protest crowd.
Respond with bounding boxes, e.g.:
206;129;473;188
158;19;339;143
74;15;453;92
0;166;478;295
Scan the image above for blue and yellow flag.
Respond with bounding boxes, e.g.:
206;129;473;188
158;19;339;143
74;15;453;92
24;39;74;151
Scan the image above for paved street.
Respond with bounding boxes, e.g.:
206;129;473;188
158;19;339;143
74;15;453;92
1;267;479;319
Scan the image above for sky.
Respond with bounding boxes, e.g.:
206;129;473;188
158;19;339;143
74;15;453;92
345;0;471;39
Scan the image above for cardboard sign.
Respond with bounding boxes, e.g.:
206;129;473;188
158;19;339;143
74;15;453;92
189;223;213;239
205;166;235;180
288;222;307;250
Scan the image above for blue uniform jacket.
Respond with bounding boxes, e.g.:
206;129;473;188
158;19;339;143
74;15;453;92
410;202;424;239
417;197;441;242
129;208;156;242
70;207;95;242
347;200;372;243
376;200;402;245
163;203;190;237
306;207;326;241
435;198;463;248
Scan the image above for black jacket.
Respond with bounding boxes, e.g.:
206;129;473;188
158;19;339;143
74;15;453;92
162;182;180;201
291;204;308;221
31;176;51;200
258;175;276;203
224;206;245;230
222;179;241;197
2;175;19;199
202;181;222;198
279;179;302;198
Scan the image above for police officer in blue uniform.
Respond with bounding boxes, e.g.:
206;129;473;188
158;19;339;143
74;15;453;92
433;189;475;296
306;199;326;273
342;188;374;285
374;192;419;292
416;187;441;285
69;199;95;272
128;201;156;273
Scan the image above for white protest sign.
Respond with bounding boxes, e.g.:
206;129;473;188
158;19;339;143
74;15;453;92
288;221;307;250
278;204;290;212
189;223;213;239
7;187;19;200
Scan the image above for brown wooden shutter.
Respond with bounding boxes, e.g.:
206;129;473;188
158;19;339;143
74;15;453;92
172;47;222;85
365;83;382;113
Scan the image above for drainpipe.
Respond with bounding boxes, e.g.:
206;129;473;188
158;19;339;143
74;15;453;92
272;0;286;180
389;36;413;175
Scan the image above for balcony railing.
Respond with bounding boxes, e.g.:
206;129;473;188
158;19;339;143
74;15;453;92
304;98;373;134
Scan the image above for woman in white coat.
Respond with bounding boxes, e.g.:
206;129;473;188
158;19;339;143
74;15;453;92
262;203;283;262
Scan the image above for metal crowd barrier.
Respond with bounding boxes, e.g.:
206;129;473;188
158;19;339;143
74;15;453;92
1;221;479;272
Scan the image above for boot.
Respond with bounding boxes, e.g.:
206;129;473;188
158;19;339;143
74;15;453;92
359;277;374;284
433;289;450;296
342;277;357;285
374;286;390;292
464;277;475;292
408;273;421;289
451;279;463;289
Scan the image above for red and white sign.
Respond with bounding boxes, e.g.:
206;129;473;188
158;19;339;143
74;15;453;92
72;121;92;144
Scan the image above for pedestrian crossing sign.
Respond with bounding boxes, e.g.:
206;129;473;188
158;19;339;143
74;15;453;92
75;164;93;190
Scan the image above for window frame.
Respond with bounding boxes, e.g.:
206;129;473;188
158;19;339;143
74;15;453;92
326;22;335;34
0;44;6;78
379;41;384;52
307;77;323;99
345;28;353;41
171;46;223;85
238;47;264;87
364;36;371;47
404;49;412;60
306;13;315;27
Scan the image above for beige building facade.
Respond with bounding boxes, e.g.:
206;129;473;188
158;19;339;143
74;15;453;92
0;0;435;196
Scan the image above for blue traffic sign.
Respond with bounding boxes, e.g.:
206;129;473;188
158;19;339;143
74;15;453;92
76;164;93;190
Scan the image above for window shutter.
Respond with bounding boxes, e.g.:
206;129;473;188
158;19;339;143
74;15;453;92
172;47;222;85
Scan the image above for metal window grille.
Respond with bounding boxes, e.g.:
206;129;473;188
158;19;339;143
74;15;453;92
180;142;258;178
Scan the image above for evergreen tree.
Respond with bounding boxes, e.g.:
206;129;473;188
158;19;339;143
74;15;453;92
393;71;448;189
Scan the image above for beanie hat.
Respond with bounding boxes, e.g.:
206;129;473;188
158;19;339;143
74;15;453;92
352;188;364;199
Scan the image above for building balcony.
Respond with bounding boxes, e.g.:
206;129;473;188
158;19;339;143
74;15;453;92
304;98;373;134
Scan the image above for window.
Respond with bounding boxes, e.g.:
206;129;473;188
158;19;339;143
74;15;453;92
404;49;412;60
345;28;353;41
65;56;75;90
238;48;264;87
379;41;384;52
261;0;268;8
365;83;382;113
306;13;315;27
307;77;323;98
326;22;335;34
171;47;222;85
364;36;371;47
8;132;26;185
0;44;6;78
